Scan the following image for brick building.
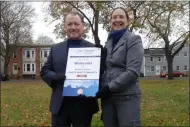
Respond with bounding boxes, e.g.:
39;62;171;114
8;43;52;79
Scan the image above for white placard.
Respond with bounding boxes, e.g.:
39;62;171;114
63;47;101;97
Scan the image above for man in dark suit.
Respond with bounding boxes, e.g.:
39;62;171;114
40;12;99;127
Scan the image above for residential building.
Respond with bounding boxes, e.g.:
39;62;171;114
173;45;189;74
7;43;189;79
141;48;166;76
141;44;189;76
8;43;52;79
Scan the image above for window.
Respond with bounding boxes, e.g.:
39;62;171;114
150;57;153;61
158;57;161;62
41;50;50;58
44;50;48;58
26;51;30;58
184;52;187;57
23;63;35;72
32;64;34;71
32;51;34;58
151;66;154;71
27;64;30;71
162;66;166;71
184;65;187;71
23;50;35;58
176;66;179;71
146;66;150;72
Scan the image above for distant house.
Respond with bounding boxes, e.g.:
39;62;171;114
141;44;189;76
8;43;52;79
173;45;189;75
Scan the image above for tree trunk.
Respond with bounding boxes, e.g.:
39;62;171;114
167;56;174;80
94;34;100;45
4;44;9;75
4;30;10;76
94;10;100;45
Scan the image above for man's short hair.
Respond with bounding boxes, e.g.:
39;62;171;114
64;12;84;23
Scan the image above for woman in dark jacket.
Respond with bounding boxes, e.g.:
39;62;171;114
96;7;144;127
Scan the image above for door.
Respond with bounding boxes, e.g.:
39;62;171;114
12;63;18;75
155;65;161;75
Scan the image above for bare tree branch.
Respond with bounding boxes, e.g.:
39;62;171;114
87;2;95;12
165;10;172;36
170;31;189;52
172;35;189;57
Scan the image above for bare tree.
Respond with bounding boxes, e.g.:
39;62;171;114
144;1;189;79
36;35;54;44
45;1;189;80
0;1;35;75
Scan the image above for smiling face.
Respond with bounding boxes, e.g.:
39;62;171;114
110;8;129;31
64;14;84;40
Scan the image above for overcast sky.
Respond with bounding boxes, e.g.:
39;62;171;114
31;2;63;43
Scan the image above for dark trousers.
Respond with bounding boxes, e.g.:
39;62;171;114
52;97;93;127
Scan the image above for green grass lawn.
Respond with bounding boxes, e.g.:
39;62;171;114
1;78;189;126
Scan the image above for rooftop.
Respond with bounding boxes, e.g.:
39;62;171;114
144;48;165;55
9;43;53;47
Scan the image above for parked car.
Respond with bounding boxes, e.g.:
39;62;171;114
160;71;185;78
0;74;9;81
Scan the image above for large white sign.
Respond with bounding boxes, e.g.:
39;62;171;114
63;47;101;97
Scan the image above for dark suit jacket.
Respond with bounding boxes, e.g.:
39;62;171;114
40;39;99;115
